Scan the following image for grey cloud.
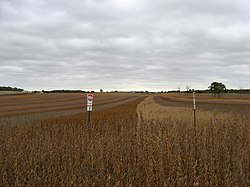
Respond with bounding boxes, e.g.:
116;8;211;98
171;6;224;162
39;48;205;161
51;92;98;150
0;0;250;91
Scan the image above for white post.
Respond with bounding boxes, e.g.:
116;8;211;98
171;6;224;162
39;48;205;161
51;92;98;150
193;91;196;128
87;93;94;125
193;91;196;110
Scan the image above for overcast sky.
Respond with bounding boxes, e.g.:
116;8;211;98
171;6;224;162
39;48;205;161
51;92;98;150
0;0;249;91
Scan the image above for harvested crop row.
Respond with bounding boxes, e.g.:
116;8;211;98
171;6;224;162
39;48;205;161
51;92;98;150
0;96;139;116
154;96;250;113
0;95;126;112
168;93;250;100
0;94;116;106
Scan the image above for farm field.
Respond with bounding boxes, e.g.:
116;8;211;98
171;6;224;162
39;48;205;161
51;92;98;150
0;93;141;125
154;93;250;113
0;93;249;186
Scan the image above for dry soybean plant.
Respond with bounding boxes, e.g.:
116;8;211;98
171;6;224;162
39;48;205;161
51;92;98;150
0;96;249;186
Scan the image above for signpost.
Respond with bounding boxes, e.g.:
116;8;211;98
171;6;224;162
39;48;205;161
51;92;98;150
87;93;94;125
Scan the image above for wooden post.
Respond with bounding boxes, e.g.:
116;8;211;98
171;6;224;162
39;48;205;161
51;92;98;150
193;91;199;179
87;111;92;125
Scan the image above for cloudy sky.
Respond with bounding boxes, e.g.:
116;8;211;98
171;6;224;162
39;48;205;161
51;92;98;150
0;0;249;91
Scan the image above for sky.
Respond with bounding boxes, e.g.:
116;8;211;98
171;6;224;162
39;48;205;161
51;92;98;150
0;0;250;91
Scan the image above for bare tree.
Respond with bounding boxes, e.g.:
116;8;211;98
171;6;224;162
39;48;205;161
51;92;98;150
177;87;181;93
239;86;243;98
186;85;191;94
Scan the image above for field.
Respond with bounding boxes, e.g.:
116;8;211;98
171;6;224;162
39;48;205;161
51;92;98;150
0;93;249;186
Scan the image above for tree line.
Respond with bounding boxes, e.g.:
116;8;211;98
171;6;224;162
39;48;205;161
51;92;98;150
1;85;250;96
0;86;24;92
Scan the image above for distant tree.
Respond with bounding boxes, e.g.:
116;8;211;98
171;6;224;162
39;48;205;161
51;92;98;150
100;89;103;93
186;85;191;94
209;82;226;98
0;86;23;92
239;86;243;98
177;87;181;93
49;90;85;93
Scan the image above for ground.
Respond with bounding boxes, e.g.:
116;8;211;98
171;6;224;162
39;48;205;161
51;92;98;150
0;93;249;186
